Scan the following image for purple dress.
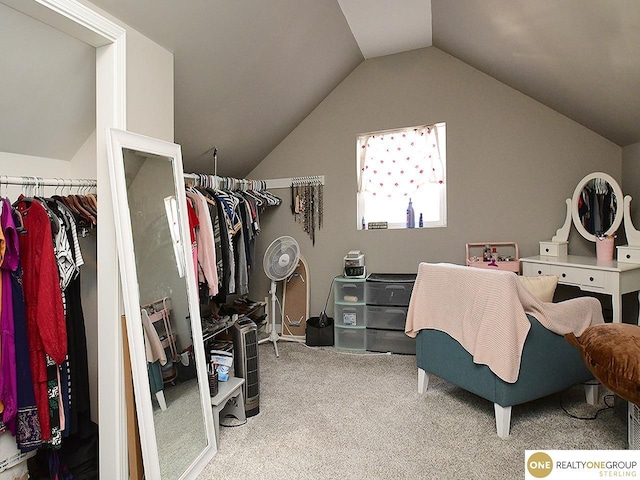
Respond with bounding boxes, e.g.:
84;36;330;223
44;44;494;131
0;198;18;434
4;199;42;451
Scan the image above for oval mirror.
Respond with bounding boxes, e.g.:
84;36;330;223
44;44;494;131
571;171;623;242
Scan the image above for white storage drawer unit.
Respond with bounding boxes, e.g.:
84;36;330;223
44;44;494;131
365;273;416;355
335;325;367;350
334;276;366;351
335;279;365;303
335;303;366;327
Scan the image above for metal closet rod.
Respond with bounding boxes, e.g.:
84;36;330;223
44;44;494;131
0;175;96;187
183;173;325;191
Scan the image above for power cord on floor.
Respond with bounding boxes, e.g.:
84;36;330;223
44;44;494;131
560;390;615;420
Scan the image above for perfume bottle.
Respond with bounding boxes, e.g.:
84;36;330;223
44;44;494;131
419;213;423;228
406;198;415;228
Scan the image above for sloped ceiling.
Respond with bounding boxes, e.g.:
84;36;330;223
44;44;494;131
431;0;640;148
2;0;639;177
0;2;95;161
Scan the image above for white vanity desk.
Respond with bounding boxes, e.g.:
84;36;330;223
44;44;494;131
529;171;640;326
520;254;640;324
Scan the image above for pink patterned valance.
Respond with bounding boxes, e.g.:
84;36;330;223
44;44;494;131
357;125;444;197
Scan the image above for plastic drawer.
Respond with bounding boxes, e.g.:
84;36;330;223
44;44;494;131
334;279;365;303
365;305;408;330
366;328;416;355
334;303;365;327
365;278;415;306
335;326;366;350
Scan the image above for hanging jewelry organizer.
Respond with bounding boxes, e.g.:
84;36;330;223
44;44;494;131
184;152;325;244
290;176;324;245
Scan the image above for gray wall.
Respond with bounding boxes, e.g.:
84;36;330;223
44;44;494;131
127;153;192;351
249;47;622;318
623;141;640;221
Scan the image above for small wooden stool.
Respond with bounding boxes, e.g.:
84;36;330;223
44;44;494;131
210;376;246;443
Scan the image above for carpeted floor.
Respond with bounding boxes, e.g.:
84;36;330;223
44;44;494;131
197;341;626;479
154;377;207;479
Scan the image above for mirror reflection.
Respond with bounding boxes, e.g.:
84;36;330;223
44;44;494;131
123;148;207;480
577;177;618;236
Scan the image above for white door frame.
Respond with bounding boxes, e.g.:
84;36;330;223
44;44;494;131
1;0;127;477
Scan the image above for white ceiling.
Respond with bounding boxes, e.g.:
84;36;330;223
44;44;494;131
337;0;432;59
2;0;639;177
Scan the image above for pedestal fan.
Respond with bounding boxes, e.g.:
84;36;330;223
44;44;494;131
258;236;302;357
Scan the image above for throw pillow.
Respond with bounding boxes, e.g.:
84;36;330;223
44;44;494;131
518;274;559;302
565;323;640;406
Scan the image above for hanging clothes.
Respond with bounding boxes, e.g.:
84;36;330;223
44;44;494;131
0;199;17;435
14;198;67;443
0;177;95;463
186;189;219;297
183;174;280;303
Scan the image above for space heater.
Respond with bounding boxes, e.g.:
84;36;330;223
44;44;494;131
232;317;260;417
629;402;640;449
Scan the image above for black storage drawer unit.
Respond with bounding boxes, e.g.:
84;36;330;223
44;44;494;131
365;273;416;306
366;328;416;355
365;273;416;355
365;305;408;330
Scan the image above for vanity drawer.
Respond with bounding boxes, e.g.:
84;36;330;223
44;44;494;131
618;246;640;264
549;265;605;289
522;263;551;276
539;241;568;257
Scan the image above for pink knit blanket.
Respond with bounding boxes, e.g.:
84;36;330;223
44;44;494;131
405;263;604;383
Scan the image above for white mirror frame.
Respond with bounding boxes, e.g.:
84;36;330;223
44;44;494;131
571;171;624;242
106;128;216;479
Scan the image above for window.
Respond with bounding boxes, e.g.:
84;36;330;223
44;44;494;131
357;122;446;230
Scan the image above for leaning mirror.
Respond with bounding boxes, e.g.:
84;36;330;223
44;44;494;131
107;128;216;479
571;171;623;242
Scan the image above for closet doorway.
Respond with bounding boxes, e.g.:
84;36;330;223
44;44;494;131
0;0;126;477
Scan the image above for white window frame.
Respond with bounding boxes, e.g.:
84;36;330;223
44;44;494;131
356;122;447;230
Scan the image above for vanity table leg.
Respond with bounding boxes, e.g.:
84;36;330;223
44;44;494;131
611;293;622;324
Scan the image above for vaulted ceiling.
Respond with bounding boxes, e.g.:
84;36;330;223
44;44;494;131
2;0;639;177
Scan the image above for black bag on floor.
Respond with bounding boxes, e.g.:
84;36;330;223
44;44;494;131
306;312;334;346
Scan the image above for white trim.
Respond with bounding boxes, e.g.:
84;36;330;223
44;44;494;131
106;128;217;479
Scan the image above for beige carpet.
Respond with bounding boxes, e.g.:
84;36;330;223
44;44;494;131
198;341;626;479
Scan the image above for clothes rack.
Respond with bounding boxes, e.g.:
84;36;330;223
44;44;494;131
184;173;267;192
183;173;325;191
0;175;96;193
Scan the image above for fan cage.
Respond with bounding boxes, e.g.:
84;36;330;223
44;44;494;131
263;236;300;281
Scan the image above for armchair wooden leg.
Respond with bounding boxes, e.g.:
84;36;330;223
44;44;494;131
418;368;429;394
494;403;512;439
584;381;599;405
